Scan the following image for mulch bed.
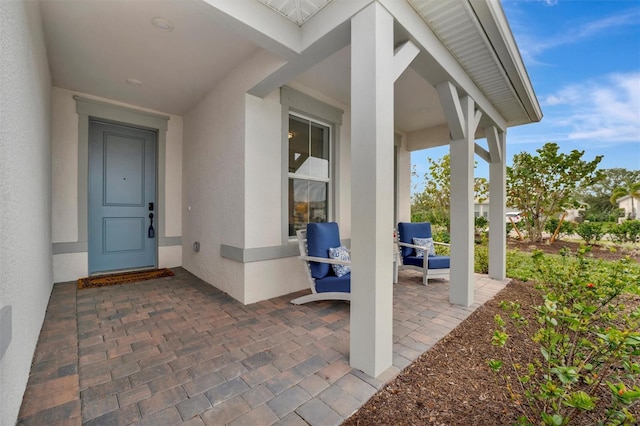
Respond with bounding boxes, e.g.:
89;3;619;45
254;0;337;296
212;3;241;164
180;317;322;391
345;240;640;425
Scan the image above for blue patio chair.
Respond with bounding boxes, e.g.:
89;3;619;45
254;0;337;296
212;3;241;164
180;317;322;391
397;222;450;285
291;222;351;305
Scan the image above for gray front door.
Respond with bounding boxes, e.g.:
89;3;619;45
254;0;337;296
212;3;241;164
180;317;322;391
89;120;157;274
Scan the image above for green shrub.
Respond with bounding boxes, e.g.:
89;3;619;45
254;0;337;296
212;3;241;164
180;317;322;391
491;249;640;425
506;249;537;281
621;220;640;243
475;216;488;230
609;223;627;244
544;218;577;241
576;222;604;244
474;244;489;274
432;229;450;244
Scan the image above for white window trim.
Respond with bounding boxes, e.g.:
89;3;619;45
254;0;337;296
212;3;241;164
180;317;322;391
280;86;343;244
287;112;333;239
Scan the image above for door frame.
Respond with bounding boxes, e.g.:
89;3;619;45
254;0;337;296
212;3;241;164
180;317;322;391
74;96;171;273
88;119;159;274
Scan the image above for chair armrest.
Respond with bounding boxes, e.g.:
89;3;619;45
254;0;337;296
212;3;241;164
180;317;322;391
397;241;425;250
299;255;351;266
433;241;450;247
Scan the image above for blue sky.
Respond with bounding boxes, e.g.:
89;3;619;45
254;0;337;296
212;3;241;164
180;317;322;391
412;0;640;193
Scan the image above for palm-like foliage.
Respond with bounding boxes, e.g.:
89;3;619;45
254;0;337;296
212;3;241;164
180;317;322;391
610;181;640;219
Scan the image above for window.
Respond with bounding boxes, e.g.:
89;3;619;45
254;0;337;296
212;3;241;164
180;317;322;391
287;114;331;237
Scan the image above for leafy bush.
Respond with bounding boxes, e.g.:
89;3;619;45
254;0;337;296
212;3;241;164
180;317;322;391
475;216;488;230
544;218;577;241
576;222;604;244
474;244;489;274
490;249;640;425
411;208;450;229
506;249;537;281
432;229;450;244
609;220;640;243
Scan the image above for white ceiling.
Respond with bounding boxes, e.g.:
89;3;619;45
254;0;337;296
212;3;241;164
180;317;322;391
39;0;442;132
40;0;260;115
38;0;536;134
293;46;445;133
258;0;332;26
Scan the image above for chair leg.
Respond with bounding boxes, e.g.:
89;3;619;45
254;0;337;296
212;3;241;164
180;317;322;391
423;268;428;285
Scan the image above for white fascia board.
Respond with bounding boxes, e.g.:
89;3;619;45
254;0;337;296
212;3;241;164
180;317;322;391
201;0;302;58
379;0;507;131
469;0;542;123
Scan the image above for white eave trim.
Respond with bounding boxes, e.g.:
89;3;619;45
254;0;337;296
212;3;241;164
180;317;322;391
469;0;542;123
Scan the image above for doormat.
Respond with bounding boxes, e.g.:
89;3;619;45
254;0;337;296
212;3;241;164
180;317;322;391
77;268;174;289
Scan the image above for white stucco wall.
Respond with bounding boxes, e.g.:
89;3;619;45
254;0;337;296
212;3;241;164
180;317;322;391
619;196;639;219
182;50;282;302
50;87;183;281
244;92;283;247
0;1;53;423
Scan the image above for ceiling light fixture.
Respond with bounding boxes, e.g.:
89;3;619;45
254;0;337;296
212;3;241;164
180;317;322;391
151;17;174;32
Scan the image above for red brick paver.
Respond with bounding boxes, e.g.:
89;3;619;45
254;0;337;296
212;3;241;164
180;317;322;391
17;268;508;425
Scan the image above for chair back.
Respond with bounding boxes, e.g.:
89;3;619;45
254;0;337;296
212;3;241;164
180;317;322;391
398;222;432;258
306;222;341;279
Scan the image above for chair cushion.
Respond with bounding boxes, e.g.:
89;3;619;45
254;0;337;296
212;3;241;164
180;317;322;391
427;255;450;269
315;273;351;293
398;222;432;258
413;237;435;258
328;246;351;277
307;222;341;279
403;255;450;270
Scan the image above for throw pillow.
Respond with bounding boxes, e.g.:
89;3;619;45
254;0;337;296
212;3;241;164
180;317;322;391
413;237;435;258
328;246;351;277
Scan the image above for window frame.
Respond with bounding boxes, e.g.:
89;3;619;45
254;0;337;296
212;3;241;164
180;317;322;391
280;86;343;244
286;112;333;239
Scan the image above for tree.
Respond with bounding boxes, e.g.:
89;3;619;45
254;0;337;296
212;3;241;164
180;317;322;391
411;154;490;227
581;168;640;198
578;168;640;221
610;181;640;220
506;143;603;242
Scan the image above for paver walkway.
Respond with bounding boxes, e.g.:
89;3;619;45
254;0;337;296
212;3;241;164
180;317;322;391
17;268;509;425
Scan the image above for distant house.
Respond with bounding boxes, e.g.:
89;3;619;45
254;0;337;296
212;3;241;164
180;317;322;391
473;198;518;220
616;195;640;221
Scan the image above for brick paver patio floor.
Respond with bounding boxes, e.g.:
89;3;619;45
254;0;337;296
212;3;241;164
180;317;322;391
17;267;509;425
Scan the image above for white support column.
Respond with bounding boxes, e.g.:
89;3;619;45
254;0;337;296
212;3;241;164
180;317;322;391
437;82;481;306
487;126;507;280
349;2;395;378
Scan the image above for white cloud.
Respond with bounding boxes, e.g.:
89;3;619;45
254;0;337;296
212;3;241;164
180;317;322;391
542;73;640;144
508;7;640;65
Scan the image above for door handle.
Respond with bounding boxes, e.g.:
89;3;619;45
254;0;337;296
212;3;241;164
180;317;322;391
148;212;155;238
